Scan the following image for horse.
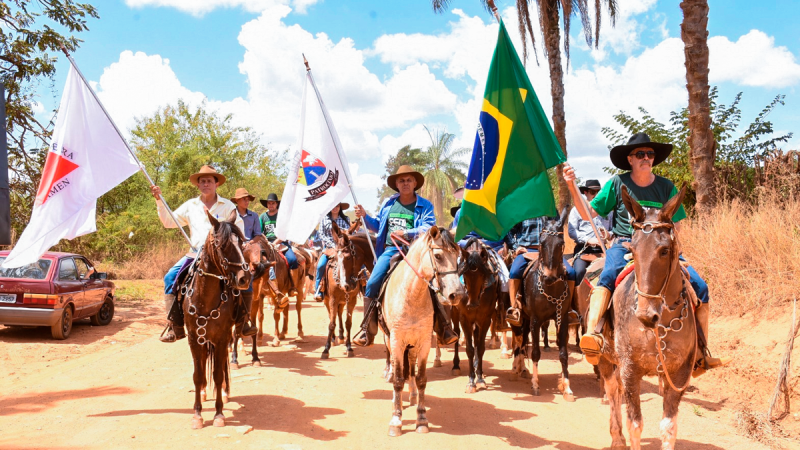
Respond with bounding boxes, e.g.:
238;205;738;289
383;226;465;437
522;207;576;401
448;237;499;393
320;221;375;359
597;185;697;450
229;238;273;369
179;210;252;429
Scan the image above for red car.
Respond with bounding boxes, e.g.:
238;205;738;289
0;251;115;339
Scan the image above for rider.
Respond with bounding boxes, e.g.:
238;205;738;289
314;202;351;301
568;179;611;284
231;187;262;339
562;132;730;374
259;193;299;295
151;165;253;343
352;165;458;348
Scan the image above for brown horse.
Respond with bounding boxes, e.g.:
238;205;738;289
320;221;375;359
449;237;498;393
522;208;576;401
383;226;464;437
229;239;273;369
179;211;252;429
598;185;697;450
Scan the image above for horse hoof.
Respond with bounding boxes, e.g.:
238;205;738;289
476;381;487;390
433;359;442;368
347;349;355;358
416;425;429;434
321;352;329;360
252;360;262;367
532;387;540;396
271;340;281;347
466;384;477;394
499;351;512;360
294;337;307;344
451;368;461;376
191;417;203;429
230;363;239;370
563;392;575;402
213;415;225;427
279;333;286;340
388;425;402;437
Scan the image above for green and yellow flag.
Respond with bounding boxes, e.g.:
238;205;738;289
455;20;566;241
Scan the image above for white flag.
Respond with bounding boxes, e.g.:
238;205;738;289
276;72;352;243
3;64;140;268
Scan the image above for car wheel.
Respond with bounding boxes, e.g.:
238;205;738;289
51;306;73;340
90;298;114;326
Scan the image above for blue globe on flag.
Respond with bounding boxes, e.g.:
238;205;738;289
296;150;327;187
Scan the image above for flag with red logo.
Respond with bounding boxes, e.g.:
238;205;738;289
2;64;140;268
275;71;351;243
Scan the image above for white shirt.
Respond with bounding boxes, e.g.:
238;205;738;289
157;195;245;250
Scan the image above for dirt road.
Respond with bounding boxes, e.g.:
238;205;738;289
0;280;769;449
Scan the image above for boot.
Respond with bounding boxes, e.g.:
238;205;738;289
353;297;379;347
160;294;186;343
314;272;325;302
235;291;258;338
506;279;523;327
692;302;732;377
579;286;612;365
566;280;580;325
432;295;458;346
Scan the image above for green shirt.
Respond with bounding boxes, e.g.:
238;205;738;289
259;212;278;242
590;173;687;238
386;200;416;248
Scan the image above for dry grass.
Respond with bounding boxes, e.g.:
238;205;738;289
735;405;791;449
97;240;186;280
681;193;800;317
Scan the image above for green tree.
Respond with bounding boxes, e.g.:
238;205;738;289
419;127;469;224
602;87;792;207
1;0;99;238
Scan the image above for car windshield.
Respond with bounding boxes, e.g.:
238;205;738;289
0;258;52;280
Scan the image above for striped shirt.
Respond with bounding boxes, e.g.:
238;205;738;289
319;213;351;249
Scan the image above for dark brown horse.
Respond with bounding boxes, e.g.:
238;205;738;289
598;185;696;450
522;207;576;401
448;237;498;393
180;211;252;429
321;221;375;359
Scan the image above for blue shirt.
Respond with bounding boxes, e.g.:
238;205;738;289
364;193;436;258
238;209;262;240
505;218;544;251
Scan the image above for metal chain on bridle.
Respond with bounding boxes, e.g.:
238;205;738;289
183;230;248;346
332;238;360;305
630;220;696;392
536;228;570;331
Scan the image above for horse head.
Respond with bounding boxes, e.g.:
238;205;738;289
330;221;359;291
205;210;252;291
459;237;491;308
243;235;274;281
538;206;569;284
423;226;465;307
622;184;687;328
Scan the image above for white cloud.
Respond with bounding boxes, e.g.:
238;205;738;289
124;0;319;16
709;30;800;88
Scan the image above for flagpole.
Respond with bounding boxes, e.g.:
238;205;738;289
303;54;377;264
58;45;196;251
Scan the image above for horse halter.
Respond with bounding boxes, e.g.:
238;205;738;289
390;233;458;297
334;237;360;289
207;229;249;287
630;220;677;303
536;228;569;330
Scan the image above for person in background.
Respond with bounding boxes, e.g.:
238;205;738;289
232;188;262;240
314;202;351;301
567;179;611;284
259;193;299;295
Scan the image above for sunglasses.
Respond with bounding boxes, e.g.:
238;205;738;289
631;150;656;160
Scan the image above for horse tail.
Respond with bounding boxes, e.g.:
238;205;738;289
205;342;215;393
402;346;410;380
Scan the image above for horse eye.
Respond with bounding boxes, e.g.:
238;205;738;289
435;253;443;261
660;248;670;257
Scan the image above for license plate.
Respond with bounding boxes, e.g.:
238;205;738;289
0;294;16;303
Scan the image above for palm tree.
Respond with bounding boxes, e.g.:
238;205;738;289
433;0;617;208
419;127;470;223
680;0;715;214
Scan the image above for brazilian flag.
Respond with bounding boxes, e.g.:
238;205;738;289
455;20;566;241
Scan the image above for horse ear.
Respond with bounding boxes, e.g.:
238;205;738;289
660;184;688;223
621;185;646;224
226;209;237;224
206;209;220;229
428;226;440;239
348;218;361;235
557;206;569;229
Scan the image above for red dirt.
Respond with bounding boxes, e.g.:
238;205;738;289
0;279;795;449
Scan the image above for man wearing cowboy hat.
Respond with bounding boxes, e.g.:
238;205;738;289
151;165;255;343
231;188;262;240
258;193;299;294
352;165;457;347
568;179;611;284
563;132;729;374
314;202;351;301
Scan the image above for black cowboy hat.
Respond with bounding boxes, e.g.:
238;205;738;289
450;205;461;218
259;193;281;209
609;132;673;171
579;179;602;194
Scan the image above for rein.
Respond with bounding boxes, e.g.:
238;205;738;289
389;233;457;297
536;228;569;330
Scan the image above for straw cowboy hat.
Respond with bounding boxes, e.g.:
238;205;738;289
579;179;602;194
259;193;281;208
189;165;226;186
230;187;255;202
387;165;425;192
609;132;673;171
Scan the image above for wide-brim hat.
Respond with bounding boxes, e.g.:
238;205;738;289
189;165;226;187
609;132;673;171
337;202;350;211
387;165;425;192
579;179;602;194
259;193;280;208
450;205;461;218
230;187;255;202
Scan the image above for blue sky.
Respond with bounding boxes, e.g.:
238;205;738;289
40;0;800;211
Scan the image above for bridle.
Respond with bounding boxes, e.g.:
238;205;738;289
334;236;361;290
630;220;678;304
390;233;459;299
536;228;570;331
459;241;496;307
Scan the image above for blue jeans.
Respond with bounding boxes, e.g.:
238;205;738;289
509;251;575;281
597;239;709;303
285;246;299;270
315;254;329;293
365;246;400;299
164;256;191;295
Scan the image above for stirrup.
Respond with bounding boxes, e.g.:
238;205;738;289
580;333;603;365
506;307;522;327
160;324;185;343
353;328;375;347
314;289;324;302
